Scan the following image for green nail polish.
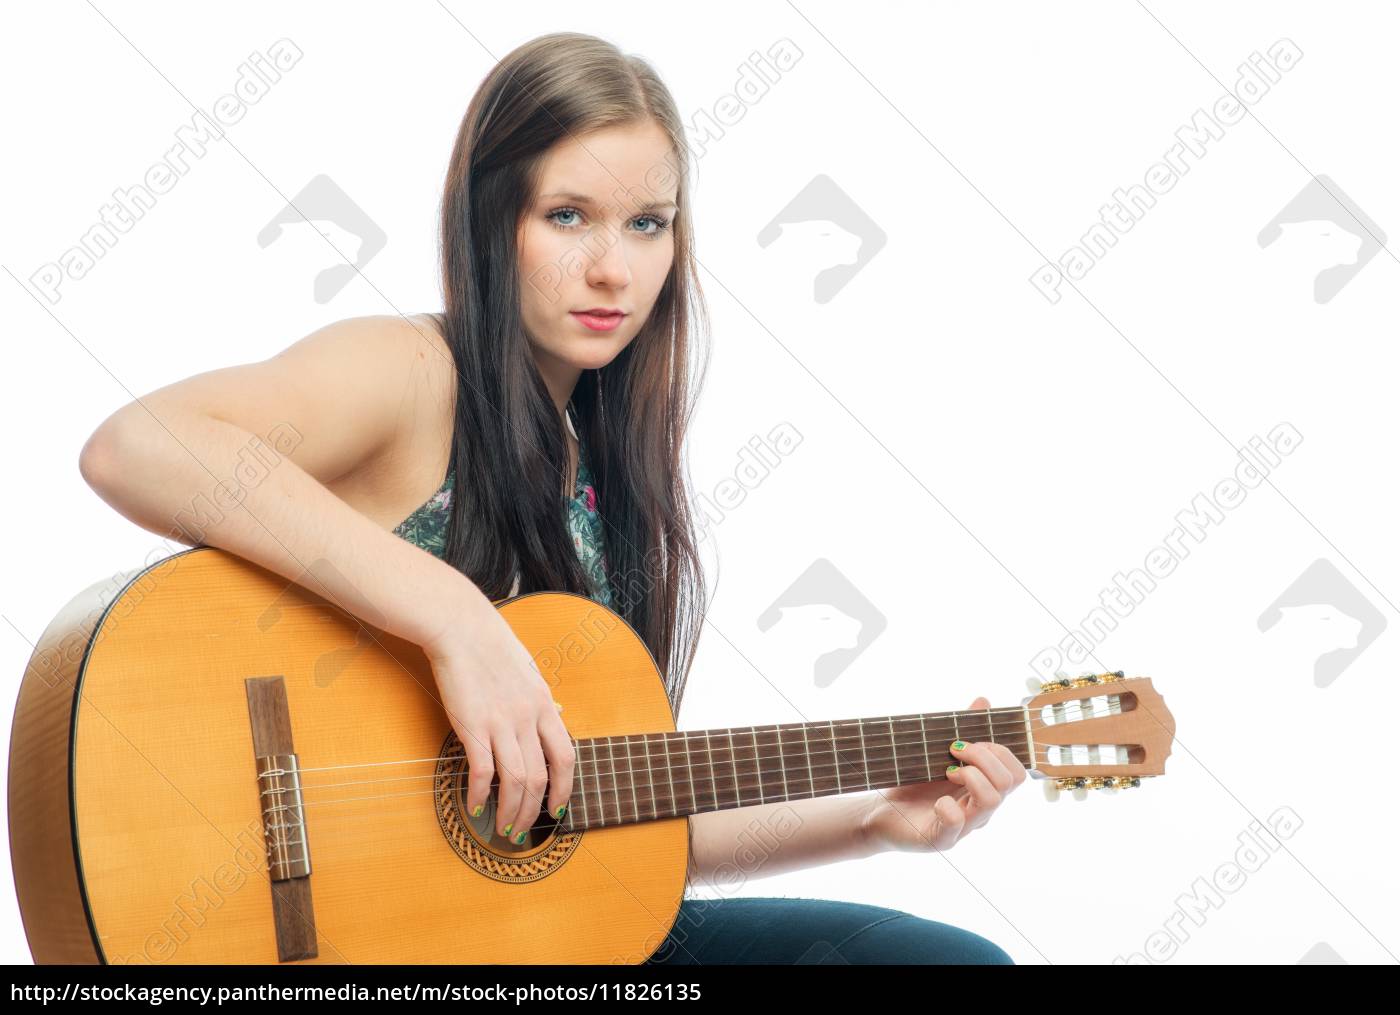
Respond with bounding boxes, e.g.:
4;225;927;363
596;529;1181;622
514;830;526;844
555;804;567;819
472;804;483;817
947;764;960;775
951;740;967;752
503;823;513;836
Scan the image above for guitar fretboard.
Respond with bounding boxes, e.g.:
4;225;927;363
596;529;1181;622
558;707;1033;831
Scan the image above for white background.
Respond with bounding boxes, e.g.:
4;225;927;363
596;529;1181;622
1;1;1396;965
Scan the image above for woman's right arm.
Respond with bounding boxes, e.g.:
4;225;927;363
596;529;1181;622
76;314;574;842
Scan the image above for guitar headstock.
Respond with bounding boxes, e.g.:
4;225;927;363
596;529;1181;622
1022;672;1175;792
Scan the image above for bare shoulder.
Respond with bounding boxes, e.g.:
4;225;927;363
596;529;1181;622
272;310;457;467
385;312;456;445
284;312;450;389
331;312;459;528
80;311;459;532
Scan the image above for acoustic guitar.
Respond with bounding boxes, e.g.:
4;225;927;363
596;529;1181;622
9;547;1175;964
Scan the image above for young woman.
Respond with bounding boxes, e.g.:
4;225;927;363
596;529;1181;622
79;31;1023;965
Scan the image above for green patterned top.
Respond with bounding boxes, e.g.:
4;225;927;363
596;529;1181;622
391;413;612;606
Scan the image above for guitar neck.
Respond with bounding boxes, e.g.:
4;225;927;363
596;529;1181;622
558;706;1033;831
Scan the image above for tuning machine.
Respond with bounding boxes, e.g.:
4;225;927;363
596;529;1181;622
1052;775;1142;791
1038;670;1125;693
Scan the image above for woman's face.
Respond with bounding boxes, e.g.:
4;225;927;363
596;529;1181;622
517;120;679;398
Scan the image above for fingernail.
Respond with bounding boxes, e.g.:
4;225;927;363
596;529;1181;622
951;740;967;752
514;830;526;844
472;804;484;817
946;764;960;775
503;822;513;836
555;804;567;818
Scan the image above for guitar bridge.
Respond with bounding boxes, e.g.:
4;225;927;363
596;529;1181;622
257;753;312;880
245;675;318;962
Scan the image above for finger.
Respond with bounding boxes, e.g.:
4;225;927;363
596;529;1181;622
944;766;994;835
942;764;973;808
492;730;526;839
986;743;1029;787
538;711;576;822
950;740;1015;793
930;795;966;850
508;728;549;845
460;722;496;821
952;761;1002;816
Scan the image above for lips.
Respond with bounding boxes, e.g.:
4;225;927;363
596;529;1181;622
570;309;626;332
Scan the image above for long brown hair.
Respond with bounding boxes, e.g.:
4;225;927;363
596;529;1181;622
431;32;709;719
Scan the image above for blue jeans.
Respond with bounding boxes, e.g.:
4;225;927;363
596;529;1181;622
644;897;1014;965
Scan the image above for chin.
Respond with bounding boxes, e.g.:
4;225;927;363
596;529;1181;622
555;334;629;368
569;348;625;372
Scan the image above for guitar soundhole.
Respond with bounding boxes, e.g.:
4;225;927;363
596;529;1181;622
433;732;582;883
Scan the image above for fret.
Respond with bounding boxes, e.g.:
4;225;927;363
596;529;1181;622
627;735;640;822
886;717;900;787
919;715;930;781
597;735;610;826
799;722;814;799
575;738;590;830
895;716;931;787
834;720;872;794
732;726;759;808
829;720;842;794
659;733;678;820
686;730;699;816
959;709;993;745
986;707;996;744
605;736;622;825
593;736;606;826
702;730;717;812
641;733;657;820
750;728;765;805
733;728;744;806
851;716;862;789
768;724;788;802
815;721;839;796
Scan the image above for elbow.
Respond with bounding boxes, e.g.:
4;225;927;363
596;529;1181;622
78;408;143;497
78;421;116;494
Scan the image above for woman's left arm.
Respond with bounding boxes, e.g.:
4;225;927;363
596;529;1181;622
685;696;1028;886
685;791;882;886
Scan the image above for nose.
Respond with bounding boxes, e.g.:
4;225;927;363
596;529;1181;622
582;225;632;290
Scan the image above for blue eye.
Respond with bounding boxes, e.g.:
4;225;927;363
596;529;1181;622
546;207;672;239
632;214;672;236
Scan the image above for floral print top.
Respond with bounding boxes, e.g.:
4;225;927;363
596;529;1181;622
391;413;612;606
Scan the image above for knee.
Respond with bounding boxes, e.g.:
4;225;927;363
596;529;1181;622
943;926;1014;965
847;915;1015;965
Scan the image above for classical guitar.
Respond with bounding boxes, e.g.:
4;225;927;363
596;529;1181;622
10;547;1175;964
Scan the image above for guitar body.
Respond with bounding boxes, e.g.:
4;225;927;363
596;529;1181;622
10;547;686;964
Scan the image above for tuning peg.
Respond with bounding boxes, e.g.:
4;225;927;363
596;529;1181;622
1042;780;1061;802
1050;775;1143;793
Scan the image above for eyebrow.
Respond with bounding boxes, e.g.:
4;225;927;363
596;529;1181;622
541;191;678;212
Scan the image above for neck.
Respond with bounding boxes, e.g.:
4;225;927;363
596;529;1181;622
550;705;1034;831
532;350;581;423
